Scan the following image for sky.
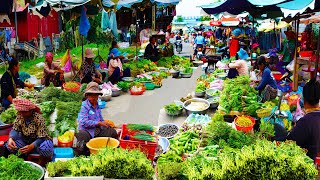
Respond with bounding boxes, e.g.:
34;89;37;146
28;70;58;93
175;0;209;17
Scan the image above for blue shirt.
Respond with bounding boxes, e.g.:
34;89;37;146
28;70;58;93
255;67;277;91
77;99;104;138
194;36;206;45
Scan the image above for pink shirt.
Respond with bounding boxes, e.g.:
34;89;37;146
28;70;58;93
108;58;123;76
229;60;249;76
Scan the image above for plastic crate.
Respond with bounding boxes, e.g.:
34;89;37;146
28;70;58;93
119;124;157;160
53;147;74;161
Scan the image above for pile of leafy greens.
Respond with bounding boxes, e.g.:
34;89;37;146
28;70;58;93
47;147;154;179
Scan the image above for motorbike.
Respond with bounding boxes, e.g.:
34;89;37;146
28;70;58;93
217;46;230;59
196;45;207;63
175;40;182;54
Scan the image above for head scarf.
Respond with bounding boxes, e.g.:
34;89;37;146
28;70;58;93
13;98;41;113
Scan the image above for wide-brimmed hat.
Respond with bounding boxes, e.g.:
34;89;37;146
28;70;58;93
284;30;296;40
13;98;39;112
252;43;259;49
85;82;102;95
85;48;95;59
237;48;249;60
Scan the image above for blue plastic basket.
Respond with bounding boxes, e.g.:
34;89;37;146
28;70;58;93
53;147;74;161
98;101;107;109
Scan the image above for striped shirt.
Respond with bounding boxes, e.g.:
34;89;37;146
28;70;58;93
77;99;104;137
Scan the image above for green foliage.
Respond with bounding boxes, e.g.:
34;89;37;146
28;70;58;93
176;16;184;22
0;105;17;124
123;59;158;77
117;81;130;91
0;155;42;180
39;87;61;102
47;148;154;179
200;16;211;21
40;101;56;126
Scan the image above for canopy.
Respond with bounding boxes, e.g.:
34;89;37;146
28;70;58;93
300;15;320;24
102;0;180;10
257;20;289;32
44;0;90;8
277;0;315;17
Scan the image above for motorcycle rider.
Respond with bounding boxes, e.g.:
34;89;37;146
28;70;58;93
175;33;182;50
192;31;206;60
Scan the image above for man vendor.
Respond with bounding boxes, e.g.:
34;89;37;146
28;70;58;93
144;37;159;62
287;79;320;161
0;59;34;109
5;98;54;166
76;82;118;156
42;52;65;87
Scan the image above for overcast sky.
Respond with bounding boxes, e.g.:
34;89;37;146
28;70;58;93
175;0;209;17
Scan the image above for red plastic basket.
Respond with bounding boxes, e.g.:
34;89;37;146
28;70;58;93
58;138;74;147
130;89;144;95
234;116;255;133
0;135;9;147
119;124;157;160
273;73;282;81
63;82;81;92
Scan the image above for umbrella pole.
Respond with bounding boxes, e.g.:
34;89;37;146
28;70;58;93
293;16;300;92
136;7;138;58
314;26;320;79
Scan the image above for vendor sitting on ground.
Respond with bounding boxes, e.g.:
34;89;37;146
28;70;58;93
255;56;278;102
107;41;125;66
0;59;34;109
6;98;54;166
287;79;320;161
108;51;131;84
75;82;118;156
144;37;159;62
80;49;106;84
42;52;65;87
251;43;260;56
228;48;249;78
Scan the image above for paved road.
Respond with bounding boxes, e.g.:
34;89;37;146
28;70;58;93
101;42;201;126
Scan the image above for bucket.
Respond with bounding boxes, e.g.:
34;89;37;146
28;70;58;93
234;116;255;133
86;137;119;154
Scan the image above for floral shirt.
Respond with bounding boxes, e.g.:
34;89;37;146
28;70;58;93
79;60;96;80
77;99;104;138
12;112;49;140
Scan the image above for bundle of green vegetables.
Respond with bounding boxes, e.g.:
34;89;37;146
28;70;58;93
219;76;261;115
169;130;201;155
195;82;207;93
47;147;154;179
164;103;182;116
127;124;154;131
0;105;17;124
117;81;130;91
0;155;43;180
157;55;190;68
122;59;158;77
39;101;56;126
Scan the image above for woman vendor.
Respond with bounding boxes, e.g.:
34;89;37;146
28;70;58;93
276;30;296;78
255;56;278;102
251;43;260;56
107;41;125;67
42;52;65;87
76;82;118;156
228;48;249;78
287;79;320;161
79;49;106;84
5;98;54;166
0;59;34;109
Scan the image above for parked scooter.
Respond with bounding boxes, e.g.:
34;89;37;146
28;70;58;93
196;45;207;63
217;46;230;59
176;40;182;54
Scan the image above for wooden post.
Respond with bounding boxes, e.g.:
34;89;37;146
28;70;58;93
314;26;320;79
152;5;156;31
293;16;300;92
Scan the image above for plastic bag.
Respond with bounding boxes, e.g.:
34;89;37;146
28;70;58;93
250;71;257;81
286;61;294;72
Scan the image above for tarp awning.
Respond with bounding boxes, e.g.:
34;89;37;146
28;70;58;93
102;0;180;10
277;0;315;17
44;0;90;8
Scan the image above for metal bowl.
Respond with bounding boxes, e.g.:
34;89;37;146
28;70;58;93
206;89;220;99
24;161;45;180
207;97;219;109
100;95;111;101
34;85;44;91
158;137;170;153
193;61;204;67
157;123;179;139
216;73;227;80
171;71;180;78
194;91;205;98
180;72;192;78
183;98;210;115
111;89;121;97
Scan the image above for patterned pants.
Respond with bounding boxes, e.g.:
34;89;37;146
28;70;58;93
262;85;278;103
5;138;54;157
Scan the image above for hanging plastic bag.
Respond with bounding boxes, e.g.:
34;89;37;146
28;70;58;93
286;60;294;72
292;98;305;122
250;71;257;81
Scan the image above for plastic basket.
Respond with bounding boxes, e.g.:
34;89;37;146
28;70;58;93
119;124;157;160
130;89;144;95
144;83;155;90
53;147;74;161
234;116;255;133
256;108;272;118
273;73;282;81
63;82;81;92
0;135;9;147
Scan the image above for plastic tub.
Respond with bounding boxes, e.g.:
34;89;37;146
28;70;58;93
144;82;155;90
0;135;9;147
53;147;74;161
234;116;255;133
0;123;13;136
86;137;119;154
58;139;74;147
130;89;144;95
98;101;107;109
300;51;313;57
